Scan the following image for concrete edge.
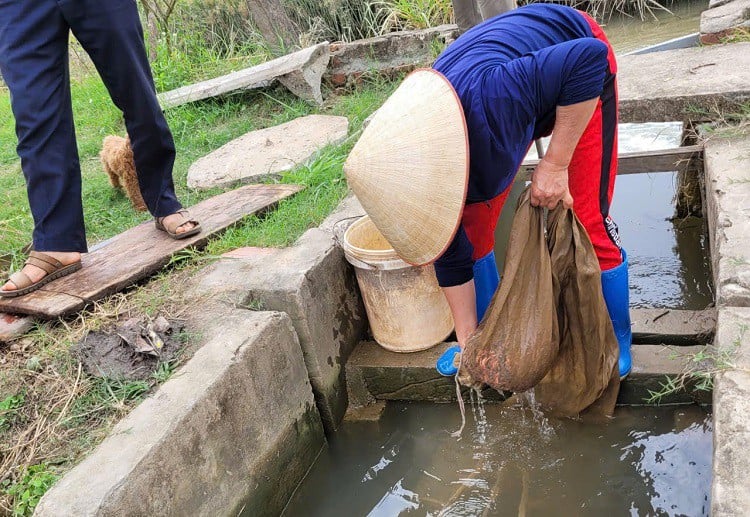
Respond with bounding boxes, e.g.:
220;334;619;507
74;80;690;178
347;341;713;406
704;132;750;516
34;310;326;516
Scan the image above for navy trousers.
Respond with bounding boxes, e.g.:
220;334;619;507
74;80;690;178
0;0;182;252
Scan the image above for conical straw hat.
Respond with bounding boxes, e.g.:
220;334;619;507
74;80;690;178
344;69;469;266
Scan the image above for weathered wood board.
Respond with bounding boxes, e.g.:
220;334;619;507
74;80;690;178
631;308;716;346
518;145;703;179
0;184;302;319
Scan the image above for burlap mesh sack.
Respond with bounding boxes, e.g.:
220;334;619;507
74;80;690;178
533;204;620;417
460;187;619;417
461;188;559;392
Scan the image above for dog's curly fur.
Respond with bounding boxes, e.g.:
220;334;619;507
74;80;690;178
100;135;147;211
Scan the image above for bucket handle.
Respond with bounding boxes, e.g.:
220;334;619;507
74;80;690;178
331;214;366;248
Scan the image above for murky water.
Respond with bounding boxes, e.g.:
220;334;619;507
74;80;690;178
603;0;708;55
284;402;712;516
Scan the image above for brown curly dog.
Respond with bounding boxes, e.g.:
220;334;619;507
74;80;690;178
100;135;147;211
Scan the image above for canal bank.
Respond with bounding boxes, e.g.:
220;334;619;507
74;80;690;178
33;22;750;517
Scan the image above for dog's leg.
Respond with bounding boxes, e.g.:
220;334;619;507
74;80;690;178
102;159;121;189
123;171;147;212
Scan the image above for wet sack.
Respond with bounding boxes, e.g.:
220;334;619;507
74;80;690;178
460;187;620;417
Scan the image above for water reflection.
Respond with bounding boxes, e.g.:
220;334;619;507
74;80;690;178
284;402;712;516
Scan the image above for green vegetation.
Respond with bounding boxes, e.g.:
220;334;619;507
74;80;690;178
0;393;24;432
2;464;59;517
646;325;745;404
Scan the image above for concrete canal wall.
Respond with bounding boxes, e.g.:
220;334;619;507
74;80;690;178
703;135;750;516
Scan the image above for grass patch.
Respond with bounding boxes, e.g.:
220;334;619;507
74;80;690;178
645;325;745;404
0;47;394;511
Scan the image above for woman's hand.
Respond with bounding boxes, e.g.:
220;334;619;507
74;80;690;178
530;156;574;210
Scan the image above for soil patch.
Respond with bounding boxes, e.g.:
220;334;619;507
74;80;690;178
74;316;184;381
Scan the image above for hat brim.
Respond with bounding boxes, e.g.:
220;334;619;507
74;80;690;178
344;69;469;266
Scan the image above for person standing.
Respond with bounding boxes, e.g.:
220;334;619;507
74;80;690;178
345;4;633;379
0;0;200;298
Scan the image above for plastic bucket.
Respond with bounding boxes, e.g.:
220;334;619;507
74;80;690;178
342;215;454;352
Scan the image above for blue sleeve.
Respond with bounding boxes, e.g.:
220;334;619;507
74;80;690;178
482;38;609;133
434;224;475;288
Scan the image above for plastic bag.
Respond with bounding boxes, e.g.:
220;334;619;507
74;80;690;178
460;187;619;417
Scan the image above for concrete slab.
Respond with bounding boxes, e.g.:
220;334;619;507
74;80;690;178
712;370;750;516
187;115;349;190
189;227;367;434
701;0;750;44
704;134;750;307
0;313;34;342
632;308;716;346
715;306;750;369
347;341;711;406
158;43;330;108
620;344;712;406
35;310;325;517
618;43;750;123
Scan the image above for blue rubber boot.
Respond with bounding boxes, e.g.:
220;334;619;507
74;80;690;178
436;251;500;376
473;251;501;323
601;249;633;379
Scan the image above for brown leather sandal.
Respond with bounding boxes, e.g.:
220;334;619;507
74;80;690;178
0;251;82;298
154;209;202;240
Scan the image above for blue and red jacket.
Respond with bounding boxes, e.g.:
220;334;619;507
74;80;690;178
432;4;610;287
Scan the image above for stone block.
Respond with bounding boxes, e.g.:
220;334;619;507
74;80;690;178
35;310;325;517
618;43;750;123
189;227;367;433
703;135;750;307
325;25;458;89
700;0;750;44
187;115;349;190
712;369;750;516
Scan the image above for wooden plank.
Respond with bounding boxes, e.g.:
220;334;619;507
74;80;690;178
518;145;703;179
631;308;716;346
158;43;329;108
0;184;302;319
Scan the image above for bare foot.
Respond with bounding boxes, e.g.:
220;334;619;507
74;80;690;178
1;251;81;292
160;212;198;235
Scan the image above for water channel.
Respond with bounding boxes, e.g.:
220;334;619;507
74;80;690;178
284;403;712;516
283;3;714;515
